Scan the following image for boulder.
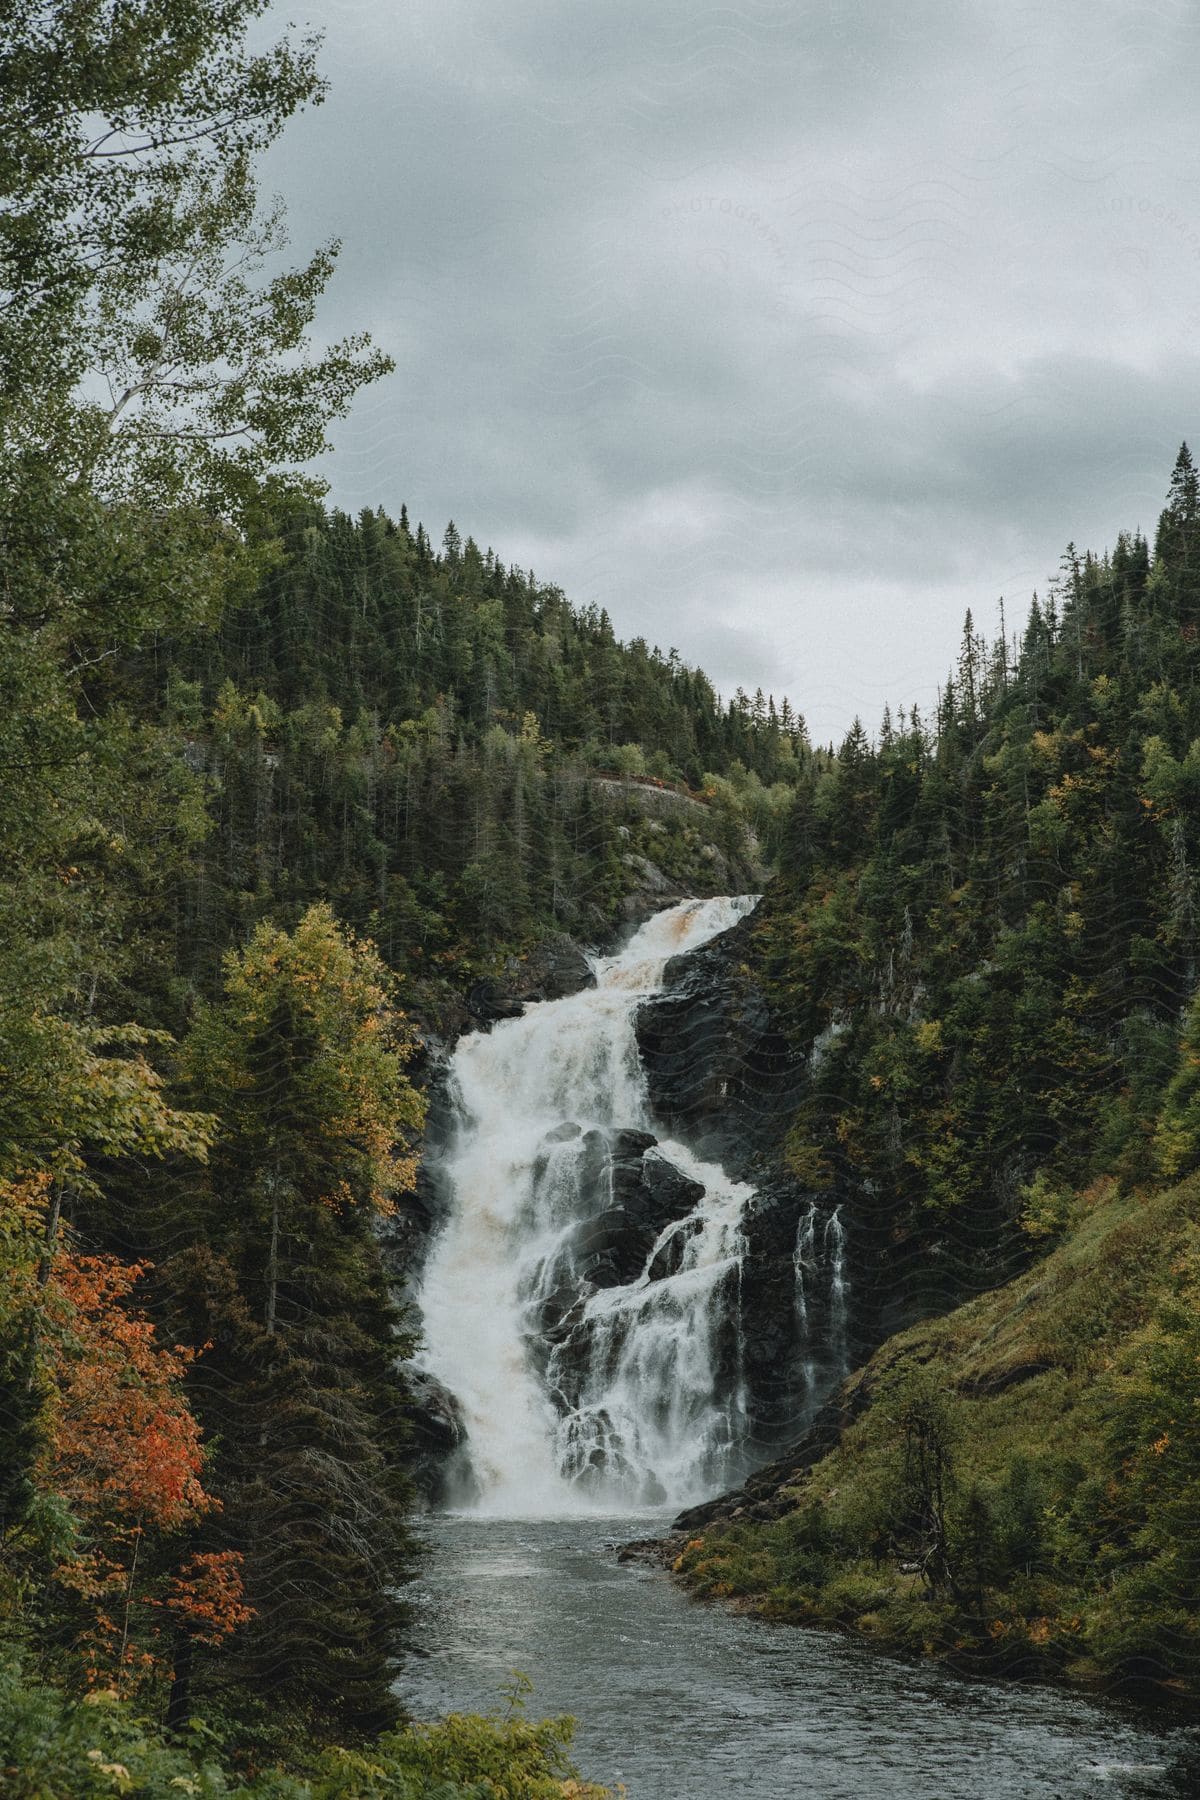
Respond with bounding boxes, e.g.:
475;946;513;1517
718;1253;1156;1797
646;1215;702;1281
573;1137;706;1289
404;1367;466;1452
467;934;595;1025
401;1367;476;1505
518;935;596;1002
466;976;525;1024
621;853;676;895
641;1151;704;1217
609;1127;658;1200
618;854;689;922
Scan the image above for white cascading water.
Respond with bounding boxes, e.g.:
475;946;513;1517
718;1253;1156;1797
793;1200;850;1398
826;1204;849;1367
417;895;760;1516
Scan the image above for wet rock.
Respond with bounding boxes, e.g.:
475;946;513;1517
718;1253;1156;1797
635;911;799;1169
641;1151;705;1217
610;1128;658;1195
538;1282;591;1339
515;935;596;1003
377;1158;450;1303
530;1118;588;1187
467;976;526;1024
404;1368;465;1450
542;1288;592;1344
402;1368;472;1504
646;1215;702;1281
633;916;865;1449
573;1136;707;1289
669;1389;858;1534
574;1216;637;1288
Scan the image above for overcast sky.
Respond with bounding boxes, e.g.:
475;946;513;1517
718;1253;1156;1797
263;0;1200;743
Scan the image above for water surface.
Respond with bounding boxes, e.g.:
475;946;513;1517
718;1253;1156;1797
403;1515;1200;1800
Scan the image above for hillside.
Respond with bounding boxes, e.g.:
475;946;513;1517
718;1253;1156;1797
625;445;1200;1703
0;485;799;1765
659;1167;1200;1698
738;447;1200;1326
61;496;803;1054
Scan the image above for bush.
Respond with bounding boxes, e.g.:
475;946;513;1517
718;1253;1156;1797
379;1705;611;1799
0;1653;614;1799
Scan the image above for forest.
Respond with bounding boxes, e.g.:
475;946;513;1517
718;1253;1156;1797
0;4;791;1791
3;2;1200;1794
672;448;1200;1695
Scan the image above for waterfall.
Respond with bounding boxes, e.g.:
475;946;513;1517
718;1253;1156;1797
825;1204;849;1367
417;895;759;1516
792;1202;818;1396
792;1201;851;1398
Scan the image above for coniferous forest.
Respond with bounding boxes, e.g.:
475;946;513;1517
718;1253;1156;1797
3;4;1200;1796
665;446;1200;1695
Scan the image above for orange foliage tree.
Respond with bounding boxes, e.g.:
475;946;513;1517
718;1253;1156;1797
39;1250;251;1695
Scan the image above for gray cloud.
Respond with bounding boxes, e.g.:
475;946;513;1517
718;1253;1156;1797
262;0;1200;740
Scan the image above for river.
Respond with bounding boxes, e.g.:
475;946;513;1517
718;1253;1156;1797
404;1514;1200;1800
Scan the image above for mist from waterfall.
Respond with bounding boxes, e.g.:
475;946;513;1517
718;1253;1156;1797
418;895;822;1516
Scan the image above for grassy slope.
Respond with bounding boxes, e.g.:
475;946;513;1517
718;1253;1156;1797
671;1174;1200;1697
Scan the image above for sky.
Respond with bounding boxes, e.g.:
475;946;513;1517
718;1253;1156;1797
261;0;1200;743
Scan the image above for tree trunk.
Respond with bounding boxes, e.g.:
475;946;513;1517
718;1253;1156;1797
25;1179;66;1392
115;1522;143;1695
265;1183;279;1336
166;1631;194;1733
36;1180;65;1288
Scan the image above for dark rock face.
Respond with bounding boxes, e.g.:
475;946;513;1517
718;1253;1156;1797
400;904;869;1506
468;934;595;1025
519;935;597;1001
610;1127;660;1194
671;1388;856;1531
466;977;525;1024
634;914;859;1449
635;912;800;1169
641;1151;706;1217
377;1159;449;1318
738;1177;813;1437
375;1028;463;1301
618;1389;860;1566
523;1129;736;1439
646;1215;702;1282
570;1134;703;1290
402;1369;475;1508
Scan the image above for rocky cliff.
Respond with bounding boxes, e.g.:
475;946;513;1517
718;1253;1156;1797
634;913;852;1449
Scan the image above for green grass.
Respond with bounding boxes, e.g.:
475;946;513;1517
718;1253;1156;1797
674;1174;1200;1700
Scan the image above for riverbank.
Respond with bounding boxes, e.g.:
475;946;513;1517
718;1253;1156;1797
625;1170;1200;1711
